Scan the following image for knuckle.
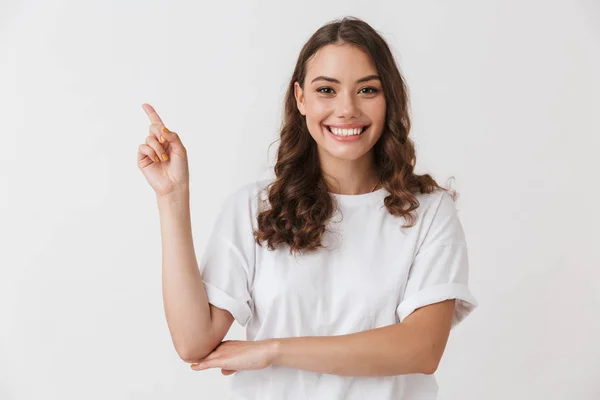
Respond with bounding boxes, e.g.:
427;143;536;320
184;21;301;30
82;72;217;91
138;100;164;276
149;124;160;134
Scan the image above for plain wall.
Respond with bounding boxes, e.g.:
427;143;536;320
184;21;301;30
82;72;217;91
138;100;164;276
1;0;598;399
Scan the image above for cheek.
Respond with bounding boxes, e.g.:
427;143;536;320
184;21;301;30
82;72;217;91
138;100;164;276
366;99;386;121
305;98;332;119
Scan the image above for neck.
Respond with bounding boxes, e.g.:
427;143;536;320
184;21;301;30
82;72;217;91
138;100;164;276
320;150;379;195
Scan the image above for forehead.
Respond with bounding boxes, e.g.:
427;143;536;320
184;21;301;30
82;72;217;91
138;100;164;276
305;43;377;82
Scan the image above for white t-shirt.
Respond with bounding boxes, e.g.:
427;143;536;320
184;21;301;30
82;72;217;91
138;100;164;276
199;178;478;400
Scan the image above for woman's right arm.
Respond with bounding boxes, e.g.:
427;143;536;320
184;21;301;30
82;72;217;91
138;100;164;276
158;190;234;362
137;103;233;362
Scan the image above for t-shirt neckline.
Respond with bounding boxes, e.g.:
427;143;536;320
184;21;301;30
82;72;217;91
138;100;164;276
328;186;388;206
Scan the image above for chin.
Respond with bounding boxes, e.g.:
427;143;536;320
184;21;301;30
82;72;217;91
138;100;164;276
323;134;382;161
319;145;375;162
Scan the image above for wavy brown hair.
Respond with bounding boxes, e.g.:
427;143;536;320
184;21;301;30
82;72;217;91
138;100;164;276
253;16;456;255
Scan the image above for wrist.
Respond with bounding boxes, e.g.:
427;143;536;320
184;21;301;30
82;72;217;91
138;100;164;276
266;338;283;366
157;188;189;205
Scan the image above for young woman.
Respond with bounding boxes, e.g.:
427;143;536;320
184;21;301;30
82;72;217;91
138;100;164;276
138;16;478;400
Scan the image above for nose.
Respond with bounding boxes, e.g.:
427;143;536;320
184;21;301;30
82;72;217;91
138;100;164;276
335;91;360;119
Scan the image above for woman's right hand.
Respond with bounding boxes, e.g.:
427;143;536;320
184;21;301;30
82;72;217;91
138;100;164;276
138;103;190;197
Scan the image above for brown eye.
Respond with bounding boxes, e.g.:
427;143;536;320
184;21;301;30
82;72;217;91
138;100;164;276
360;87;379;94
317;87;334;94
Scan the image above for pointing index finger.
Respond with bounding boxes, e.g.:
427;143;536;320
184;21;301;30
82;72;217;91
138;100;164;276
142;103;165;126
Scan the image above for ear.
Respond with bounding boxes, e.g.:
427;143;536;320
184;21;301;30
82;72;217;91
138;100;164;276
294;81;306;116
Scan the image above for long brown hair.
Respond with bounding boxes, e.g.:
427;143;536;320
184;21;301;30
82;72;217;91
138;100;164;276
253;16;456;255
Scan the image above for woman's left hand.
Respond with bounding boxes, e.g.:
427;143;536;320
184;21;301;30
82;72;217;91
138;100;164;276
190;340;279;375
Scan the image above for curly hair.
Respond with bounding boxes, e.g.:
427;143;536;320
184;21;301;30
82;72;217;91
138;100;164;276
253;16;456;255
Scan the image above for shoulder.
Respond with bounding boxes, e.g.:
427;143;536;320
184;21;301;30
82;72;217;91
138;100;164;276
411;188;466;248
205;178;272;240
221;177;272;209
413;188;459;224
215;177;273;226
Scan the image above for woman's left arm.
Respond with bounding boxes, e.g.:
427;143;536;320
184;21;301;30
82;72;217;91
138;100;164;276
191;299;455;377
272;299;455;376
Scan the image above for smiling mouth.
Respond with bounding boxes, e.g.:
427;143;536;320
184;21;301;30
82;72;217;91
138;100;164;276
325;125;370;136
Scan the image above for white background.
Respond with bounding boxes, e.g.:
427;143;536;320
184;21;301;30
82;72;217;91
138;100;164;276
1;0;598;399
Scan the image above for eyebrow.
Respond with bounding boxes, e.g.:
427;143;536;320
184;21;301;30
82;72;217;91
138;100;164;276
310;74;381;84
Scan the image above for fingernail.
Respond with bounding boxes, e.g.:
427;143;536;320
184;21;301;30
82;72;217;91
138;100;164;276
162;153;169;161
159;135;165;143
154;156;160;162
190;364;198;369
162;126;169;134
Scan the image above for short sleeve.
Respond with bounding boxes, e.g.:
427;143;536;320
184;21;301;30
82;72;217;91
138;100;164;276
198;186;257;327
396;191;478;329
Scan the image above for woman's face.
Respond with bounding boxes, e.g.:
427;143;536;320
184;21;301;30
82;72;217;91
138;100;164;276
294;43;386;162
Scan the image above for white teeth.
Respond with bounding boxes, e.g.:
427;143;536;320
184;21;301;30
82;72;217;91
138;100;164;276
328;126;366;136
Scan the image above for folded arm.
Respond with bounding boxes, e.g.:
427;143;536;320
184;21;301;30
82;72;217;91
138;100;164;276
270;299;456;376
